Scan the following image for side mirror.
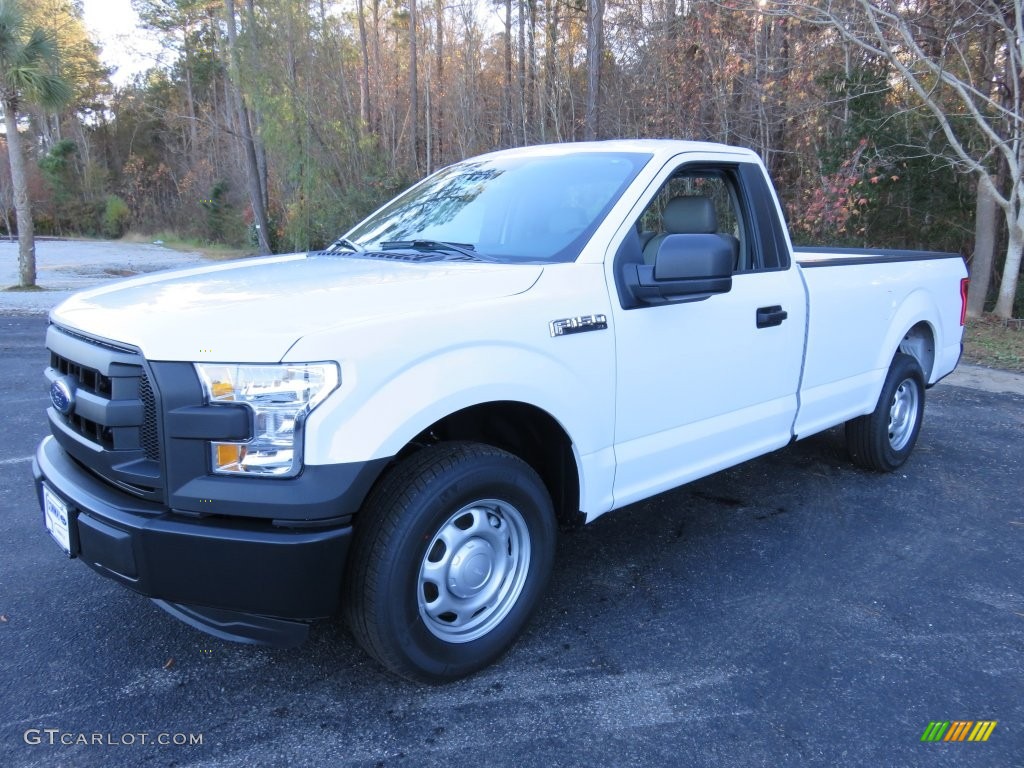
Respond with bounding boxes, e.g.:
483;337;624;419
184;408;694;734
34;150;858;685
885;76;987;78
622;234;734;308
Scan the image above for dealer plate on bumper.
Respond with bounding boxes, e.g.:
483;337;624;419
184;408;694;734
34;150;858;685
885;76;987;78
43;483;72;556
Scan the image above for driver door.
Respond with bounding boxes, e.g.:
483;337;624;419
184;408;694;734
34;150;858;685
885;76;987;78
609;157;806;508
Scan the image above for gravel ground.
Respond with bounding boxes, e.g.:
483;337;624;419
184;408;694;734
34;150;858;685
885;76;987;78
0;239;210;314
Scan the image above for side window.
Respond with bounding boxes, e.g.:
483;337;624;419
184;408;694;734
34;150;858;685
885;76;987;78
635;166;759;272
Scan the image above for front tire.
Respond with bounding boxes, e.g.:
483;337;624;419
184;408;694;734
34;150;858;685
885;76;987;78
845;352;926;472
344;442;556;683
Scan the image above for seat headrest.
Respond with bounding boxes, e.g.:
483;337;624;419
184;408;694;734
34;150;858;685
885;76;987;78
663;196;718;234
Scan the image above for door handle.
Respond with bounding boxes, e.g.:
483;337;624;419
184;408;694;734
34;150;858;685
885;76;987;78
756;305;788;328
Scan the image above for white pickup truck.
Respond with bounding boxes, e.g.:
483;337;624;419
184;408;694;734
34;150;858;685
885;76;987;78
35;140;968;682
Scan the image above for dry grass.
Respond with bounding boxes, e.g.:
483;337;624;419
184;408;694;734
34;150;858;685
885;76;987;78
121;232;256;261
962;315;1024;373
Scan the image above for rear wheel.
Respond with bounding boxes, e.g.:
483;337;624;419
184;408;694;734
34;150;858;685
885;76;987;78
845;352;926;472
344;442;556;683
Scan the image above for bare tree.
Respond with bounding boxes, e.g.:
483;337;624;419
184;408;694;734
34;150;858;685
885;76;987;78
223;0;271;254
584;0;604;140
409;0;419;171
967;179;999;316
356;0;371;130
770;0;1023;319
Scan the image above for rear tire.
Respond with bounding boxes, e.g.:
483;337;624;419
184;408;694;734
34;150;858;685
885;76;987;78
845;352;926;472
344;442;556;683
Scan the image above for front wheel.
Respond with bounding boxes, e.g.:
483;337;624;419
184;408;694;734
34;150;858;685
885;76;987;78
845;352;926;472
344;442;556;683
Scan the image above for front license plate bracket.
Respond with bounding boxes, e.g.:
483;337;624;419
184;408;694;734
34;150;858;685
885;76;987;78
43;484;76;557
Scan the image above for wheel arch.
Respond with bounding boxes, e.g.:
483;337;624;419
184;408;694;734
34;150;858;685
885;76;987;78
896;321;936;383
386;401;582;527
877;289;940;383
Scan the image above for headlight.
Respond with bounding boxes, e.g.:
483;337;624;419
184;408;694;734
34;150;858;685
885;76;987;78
195;362;339;477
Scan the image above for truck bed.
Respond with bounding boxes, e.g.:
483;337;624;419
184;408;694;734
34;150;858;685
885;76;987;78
793;247;966;440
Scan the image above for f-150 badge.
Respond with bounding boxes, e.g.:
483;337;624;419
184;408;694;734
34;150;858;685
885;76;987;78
549;314;608;337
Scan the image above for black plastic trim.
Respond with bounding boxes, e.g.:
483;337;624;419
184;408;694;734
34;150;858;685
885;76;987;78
152;600;310;647
46;324;164;500
171;458;389;520
34;435;363;621
146;361;388;520
738;163;791;271
795;247;963;268
166;404;251;440
47;324;141;374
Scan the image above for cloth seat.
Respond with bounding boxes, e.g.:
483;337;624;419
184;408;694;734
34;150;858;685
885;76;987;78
643;196;738;268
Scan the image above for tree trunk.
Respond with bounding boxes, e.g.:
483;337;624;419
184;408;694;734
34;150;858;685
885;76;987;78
224;0;272;254
244;0;269;212
434;0;444;165
542;0;559;141
584;0;603;140
183;31;200;158
503;0;512;145
967;179;997;317
357;0;371;129
372;0;383;143
4;102;36;288
518;0;526;143
993;211;1023;318
408;0;419;171
526;0;537;139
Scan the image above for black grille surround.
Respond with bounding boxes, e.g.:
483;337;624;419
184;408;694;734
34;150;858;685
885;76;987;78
42;324;389;525
45;324;164;502
138;371;160;461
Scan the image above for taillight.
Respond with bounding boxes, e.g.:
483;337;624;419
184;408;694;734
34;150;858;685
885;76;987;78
959;277;969;326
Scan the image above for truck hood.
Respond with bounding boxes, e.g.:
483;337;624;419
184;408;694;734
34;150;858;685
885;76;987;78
50;253;543;361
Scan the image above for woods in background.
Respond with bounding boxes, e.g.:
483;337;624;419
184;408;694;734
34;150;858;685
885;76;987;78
3;0;1022;316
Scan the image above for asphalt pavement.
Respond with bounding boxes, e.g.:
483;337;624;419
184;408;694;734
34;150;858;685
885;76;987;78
2;242;1023;765
1;310;1022;767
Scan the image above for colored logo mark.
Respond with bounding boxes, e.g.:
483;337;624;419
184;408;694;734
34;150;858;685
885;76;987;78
921;721;997;742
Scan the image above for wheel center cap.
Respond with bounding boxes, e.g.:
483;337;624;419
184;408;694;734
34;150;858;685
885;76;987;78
448;540;493;598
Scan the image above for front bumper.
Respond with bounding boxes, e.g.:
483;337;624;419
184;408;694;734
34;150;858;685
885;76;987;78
34;436;381;646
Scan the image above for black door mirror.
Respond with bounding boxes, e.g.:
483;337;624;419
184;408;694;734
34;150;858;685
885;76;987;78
654;234;734;282
622;233;734;308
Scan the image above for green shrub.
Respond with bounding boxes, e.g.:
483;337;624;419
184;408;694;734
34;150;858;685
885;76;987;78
102;195;131;238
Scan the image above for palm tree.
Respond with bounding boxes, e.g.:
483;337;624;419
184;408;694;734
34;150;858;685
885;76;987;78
0;0;71;288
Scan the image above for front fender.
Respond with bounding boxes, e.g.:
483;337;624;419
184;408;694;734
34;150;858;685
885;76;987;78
285;261;616;513
301;339;614;468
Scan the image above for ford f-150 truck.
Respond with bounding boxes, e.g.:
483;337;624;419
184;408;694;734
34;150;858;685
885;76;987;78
34;140;968;682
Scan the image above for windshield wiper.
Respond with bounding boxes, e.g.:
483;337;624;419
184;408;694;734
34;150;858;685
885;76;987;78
380;239;496;261
324;236;365;254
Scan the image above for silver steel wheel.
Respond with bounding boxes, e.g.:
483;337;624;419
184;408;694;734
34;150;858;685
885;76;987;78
887;378;920;451
417;499;532;643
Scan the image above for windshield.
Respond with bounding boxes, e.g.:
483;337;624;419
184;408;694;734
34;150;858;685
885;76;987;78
345;150;651;263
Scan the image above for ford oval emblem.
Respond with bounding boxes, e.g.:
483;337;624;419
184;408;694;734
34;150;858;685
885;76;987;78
50;377;76;416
